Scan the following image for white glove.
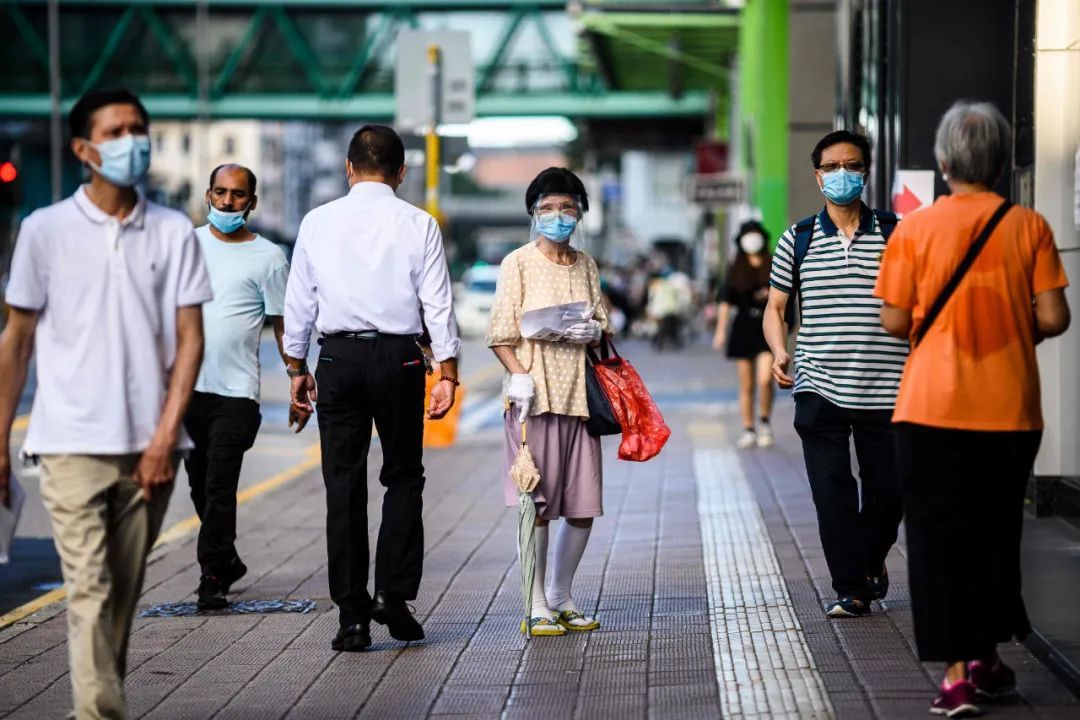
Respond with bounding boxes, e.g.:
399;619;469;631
507;373;536;423
561;319;602;345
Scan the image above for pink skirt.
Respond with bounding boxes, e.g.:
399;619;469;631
502;411;603;520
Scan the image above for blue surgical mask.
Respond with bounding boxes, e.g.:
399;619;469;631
208;204;248;234
88;135;151;188
535;213;578;243
820;169;864;205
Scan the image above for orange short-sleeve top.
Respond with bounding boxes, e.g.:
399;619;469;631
874;192;1068;431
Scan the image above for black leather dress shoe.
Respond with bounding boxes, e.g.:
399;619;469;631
371;591;424;642
331;624;371;652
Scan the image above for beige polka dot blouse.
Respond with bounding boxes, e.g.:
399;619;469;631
486;243;611;418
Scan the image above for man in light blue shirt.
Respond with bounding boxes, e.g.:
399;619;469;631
184;163;297;610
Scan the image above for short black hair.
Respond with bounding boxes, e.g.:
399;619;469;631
209;164;257;195
811;130;872;173
68;88;149;140
347;125;405;179
525;167;590;214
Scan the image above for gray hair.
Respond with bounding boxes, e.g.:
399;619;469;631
933;101;1012;186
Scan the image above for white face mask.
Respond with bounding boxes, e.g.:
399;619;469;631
739;232;765;255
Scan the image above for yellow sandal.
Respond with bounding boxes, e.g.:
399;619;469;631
556;610;601;632
520;616;567;637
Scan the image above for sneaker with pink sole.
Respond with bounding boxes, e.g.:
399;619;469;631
930;678;981;717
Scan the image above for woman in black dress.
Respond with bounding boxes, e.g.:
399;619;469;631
712;221;775;449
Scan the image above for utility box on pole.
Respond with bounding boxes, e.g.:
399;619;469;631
395;30;475;133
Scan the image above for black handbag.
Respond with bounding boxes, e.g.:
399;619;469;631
585;337;623;437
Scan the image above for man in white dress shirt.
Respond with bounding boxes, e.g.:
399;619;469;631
0;88;211;719
283;125;461;652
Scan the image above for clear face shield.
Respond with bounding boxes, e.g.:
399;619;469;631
530;193;585;245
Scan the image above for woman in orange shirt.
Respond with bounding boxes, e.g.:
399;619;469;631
876;101;1070;718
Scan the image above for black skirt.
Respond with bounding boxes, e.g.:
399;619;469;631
726;306;770;359
895;422;1041;662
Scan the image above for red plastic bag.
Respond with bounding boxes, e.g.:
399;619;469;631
588;342;671;462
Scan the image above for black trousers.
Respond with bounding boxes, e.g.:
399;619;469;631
793;391;903;599
315;335;427;628
895;422;1039;662
183;391;261;577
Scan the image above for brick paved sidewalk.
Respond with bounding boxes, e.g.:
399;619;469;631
1;343;1077;719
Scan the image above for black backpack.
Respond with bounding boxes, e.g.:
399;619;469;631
783;209;898;328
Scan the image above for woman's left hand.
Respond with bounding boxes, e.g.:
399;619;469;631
562;320;602;345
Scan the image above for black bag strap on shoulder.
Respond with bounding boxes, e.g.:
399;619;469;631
784;214;818;327
872;208;899;240
911;199;1013;348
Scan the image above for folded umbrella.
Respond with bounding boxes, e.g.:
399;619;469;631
509;422;541;638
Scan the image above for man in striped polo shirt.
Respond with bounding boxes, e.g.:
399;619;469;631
763;130;907;618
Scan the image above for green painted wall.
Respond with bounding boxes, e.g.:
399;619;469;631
739;0;788;238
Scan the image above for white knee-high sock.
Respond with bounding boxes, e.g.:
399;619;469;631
546;521;591;613
526;525;554;620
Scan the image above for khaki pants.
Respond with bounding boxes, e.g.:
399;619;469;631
39;454;173;720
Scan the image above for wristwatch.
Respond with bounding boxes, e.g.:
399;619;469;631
286;363;309;378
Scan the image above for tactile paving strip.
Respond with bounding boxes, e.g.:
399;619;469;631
695;449;833;718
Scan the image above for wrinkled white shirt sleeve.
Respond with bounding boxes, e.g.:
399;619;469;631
419;218;461;362
283;218;319;359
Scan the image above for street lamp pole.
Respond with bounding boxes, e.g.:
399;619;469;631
47;0;62;202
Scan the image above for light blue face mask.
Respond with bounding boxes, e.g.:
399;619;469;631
534;212;578;243
820;169;865;205
207;203;249;234
88;134;151;188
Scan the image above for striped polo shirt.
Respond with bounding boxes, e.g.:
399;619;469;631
769;204;908;410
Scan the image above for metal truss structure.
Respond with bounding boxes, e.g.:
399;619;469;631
0;0;718;120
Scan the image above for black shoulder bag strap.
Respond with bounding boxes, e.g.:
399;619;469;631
911;199;1013;347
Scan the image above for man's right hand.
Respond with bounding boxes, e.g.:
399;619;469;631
288;404;312;433
291;373;317;413
0;453;11;508
772;351;795;389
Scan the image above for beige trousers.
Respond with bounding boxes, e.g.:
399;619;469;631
39;454;173;720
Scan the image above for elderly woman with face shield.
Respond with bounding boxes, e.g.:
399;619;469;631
486;168;611;637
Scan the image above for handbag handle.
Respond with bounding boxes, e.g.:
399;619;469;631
587;334;620;365
911;199;1012;348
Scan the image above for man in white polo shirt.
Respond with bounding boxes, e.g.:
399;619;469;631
0;88;212;719
184;163;296;611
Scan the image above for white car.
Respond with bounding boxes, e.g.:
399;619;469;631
455;264;501;338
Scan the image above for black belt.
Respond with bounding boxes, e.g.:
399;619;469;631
321;331;418;342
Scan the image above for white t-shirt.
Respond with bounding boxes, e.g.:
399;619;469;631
194;225;289;401
5;186;213;455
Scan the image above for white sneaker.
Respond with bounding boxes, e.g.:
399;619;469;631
756;424;774;448
736;430;757;449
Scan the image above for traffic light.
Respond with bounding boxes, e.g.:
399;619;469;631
0;160;21;209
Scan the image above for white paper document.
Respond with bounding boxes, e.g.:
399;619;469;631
520;301;592;342
0;476;26;564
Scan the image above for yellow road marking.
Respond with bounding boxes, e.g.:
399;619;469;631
0;361;499;630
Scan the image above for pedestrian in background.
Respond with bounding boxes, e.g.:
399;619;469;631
184;163;302;611
284;125;460;653
0;88;211;719
763;130;905;618
713;220;775;449
877;101;1070;718
487;168;610;637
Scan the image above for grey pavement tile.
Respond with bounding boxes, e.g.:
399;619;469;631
6;344;1076;719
